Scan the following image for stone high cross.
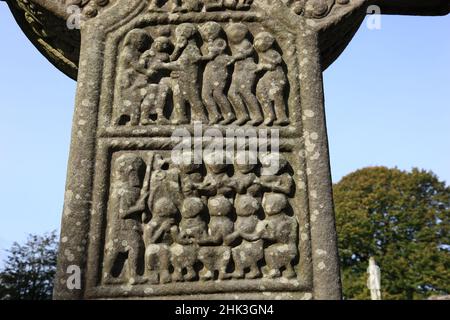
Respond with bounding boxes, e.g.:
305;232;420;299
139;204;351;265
4;0;449;300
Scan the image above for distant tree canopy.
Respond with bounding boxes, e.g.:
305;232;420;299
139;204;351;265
334;167;450;300
0;231;58;300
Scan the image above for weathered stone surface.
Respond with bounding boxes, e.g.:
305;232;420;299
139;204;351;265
4;0;449;300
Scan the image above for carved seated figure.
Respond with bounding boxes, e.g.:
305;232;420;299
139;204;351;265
172;151;204;198
201;151;236;198
259;153;294;196
254;32;289;126
233;152;261;197
198;196;234;281
261;193;298;279
144;197;178;284
228;195;265;279
171;197;208;282
103;154;148;285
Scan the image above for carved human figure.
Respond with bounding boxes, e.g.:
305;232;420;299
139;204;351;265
103;154;148;284
148;155;182;213
254;32;289;126
159;23;208;124
171;197;208;282
199;22;236;125
233;152;261;197
172;152;204;198
144;197;178;284
113;29;151;126
139;36;173;125
259;153;294;196
198;196;234;280
226;23;263;126
261;193;298;279
228;195;265;279
201;151;235;198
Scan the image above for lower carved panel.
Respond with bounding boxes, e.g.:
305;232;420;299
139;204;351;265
98;148;306;296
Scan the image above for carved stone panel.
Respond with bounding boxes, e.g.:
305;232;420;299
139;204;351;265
93;149;308;298
106;15;299;129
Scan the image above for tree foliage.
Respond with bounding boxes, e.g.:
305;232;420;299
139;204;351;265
0;231;58;300
334;167;450;300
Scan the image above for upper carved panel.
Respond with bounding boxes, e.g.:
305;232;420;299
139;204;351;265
112;22;291;127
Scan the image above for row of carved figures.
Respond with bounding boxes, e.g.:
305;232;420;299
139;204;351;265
113;22;290;127
103;152;298;284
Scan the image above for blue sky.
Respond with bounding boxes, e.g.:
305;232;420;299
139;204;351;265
0;3;449;263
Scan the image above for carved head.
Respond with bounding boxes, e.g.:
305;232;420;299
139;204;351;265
123;29;151;52
151;36;172;53
208;196;233;217
153;197;178;218
262;193;288;216
174;23;197;47
234;152;257;174
226;23;249;44
204;151;230;174
260;153;288;176
254;32;275;52
181;197;205;218
199;22;222;42
114;154;145;187
235;195;260;217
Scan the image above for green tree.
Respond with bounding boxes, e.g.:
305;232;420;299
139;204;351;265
0;231;58;300
334;167;450;300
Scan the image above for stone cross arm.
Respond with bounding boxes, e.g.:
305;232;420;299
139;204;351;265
4;0;449;79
